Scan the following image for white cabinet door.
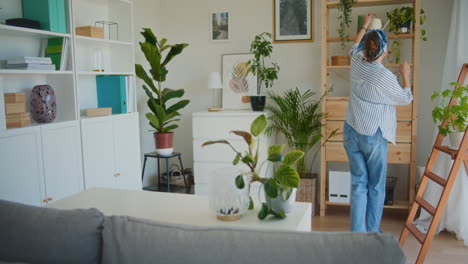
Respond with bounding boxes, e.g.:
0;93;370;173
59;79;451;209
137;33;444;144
112;113;142;190
0;127;45;206
41;121;84;202
81;117;115;189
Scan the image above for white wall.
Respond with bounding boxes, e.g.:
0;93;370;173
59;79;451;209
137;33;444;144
133;0;161;186
134;0;452;186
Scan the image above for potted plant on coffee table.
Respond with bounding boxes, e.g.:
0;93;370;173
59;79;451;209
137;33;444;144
248;32;280;111
431;82;468;150
135;28;190;156
266;88;338;213
202;114;304;220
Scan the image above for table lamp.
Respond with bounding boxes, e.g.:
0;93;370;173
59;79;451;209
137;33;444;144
208;72;223;111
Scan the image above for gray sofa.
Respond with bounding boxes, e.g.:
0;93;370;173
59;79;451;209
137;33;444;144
0;199;406;264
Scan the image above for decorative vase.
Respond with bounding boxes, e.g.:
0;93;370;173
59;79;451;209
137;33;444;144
250;96;266;111
30;84;56;123
154;132;174;156
449;131;465;150
266;189;297;214
209;167;249;221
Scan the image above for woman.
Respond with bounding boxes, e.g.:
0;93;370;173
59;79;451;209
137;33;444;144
344;13;413;232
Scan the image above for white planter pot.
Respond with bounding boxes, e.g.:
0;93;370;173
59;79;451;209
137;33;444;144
267;189;297;214
449;131;465;150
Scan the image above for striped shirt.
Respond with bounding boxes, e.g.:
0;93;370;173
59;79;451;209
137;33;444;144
345;43;413;144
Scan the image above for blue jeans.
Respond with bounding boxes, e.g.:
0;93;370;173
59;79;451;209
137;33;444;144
343;122;387;232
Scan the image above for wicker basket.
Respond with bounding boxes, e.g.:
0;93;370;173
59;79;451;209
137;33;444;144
296;177;318;215
331;55;350;66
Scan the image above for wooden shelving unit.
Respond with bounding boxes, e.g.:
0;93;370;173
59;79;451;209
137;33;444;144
320;0;421;216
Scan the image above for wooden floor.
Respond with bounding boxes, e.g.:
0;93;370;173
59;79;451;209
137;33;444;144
312;207;467;263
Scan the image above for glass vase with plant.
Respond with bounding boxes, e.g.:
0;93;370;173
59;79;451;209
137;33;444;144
338;0;357;49
202;114;304;220
386;7;427;63
431;82;468;150
135;28;190;156
248;32;280;111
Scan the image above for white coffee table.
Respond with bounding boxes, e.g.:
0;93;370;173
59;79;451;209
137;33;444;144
48;188;312;232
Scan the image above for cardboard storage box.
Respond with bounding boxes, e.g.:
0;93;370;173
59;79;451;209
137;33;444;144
5;102;26;115
85;107;112;117
75;26;104;39
329;171;351;203
4;93;26;103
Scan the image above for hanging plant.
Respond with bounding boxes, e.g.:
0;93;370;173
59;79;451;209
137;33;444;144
338;0;357;49
386;7;427;63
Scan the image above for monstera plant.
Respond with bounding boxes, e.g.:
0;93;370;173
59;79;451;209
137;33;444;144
135;28;190;156
203;114;304;220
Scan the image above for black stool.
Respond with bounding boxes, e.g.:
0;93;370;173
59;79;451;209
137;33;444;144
141;152;188;192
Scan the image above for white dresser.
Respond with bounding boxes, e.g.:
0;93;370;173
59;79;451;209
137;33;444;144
192;110;271;197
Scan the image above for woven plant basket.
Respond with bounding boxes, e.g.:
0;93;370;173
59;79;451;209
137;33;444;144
296;174;318;216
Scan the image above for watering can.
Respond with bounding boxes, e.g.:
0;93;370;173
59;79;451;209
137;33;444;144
368;14;390;30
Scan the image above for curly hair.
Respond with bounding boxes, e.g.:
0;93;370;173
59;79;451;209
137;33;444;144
363;31;381;63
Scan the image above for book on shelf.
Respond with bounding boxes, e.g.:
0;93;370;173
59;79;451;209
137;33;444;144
7;57;52;65
22;0;67;33
44;37;69;71
96;75;127;115
5;64;56;71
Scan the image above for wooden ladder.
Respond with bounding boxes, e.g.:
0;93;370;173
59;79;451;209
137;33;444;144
399;63;468;264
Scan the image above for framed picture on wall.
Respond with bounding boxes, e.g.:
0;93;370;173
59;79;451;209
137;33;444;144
210;12;230;41
222;54;257;110
273;0;314;43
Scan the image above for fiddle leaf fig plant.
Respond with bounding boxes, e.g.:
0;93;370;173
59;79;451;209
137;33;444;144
431;82;468;136
248;32;280;95
202;114;304;220
135;28;190;133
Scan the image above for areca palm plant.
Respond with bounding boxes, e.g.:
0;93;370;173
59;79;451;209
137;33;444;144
266;88;337;177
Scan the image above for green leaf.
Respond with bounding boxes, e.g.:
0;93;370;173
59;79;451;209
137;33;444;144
230;130;253;146
283;150;304;166
166;100;190;114
233;154;241;165
202;140;230;147
268;144;284;156
267;153;283;162
270;209;286;219
249;196;254;210
257;203;269;220
250;114;267;136
140;28;157;45
145;113;161;131
235;175;245;189
241;154;255;165
162;88;185;103
135;64;158;96
162;43;189;67
163;124;178;133
281;188;293;201
264;178;278;198
275;165;300;188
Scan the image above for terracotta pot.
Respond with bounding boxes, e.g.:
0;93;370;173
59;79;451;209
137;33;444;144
154;132;174;156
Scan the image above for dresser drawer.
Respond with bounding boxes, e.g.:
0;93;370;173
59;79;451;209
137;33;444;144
193;115;262;139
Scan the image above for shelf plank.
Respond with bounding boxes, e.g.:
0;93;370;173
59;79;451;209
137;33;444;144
326;200;409;209
0;24;71;39
327;0;413;9
327;34;414;42
0;70;73;75
78;71;135;76
327;64;413;69
75;35;133;46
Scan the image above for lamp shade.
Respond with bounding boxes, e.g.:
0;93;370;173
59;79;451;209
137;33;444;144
208;72;223;89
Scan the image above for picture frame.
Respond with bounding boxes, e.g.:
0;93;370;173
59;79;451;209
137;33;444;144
273;0;314;43
222;54;257;110
210;12;230;42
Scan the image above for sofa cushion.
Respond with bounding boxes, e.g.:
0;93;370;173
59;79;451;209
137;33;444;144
0;199;104;264
102;215;406;264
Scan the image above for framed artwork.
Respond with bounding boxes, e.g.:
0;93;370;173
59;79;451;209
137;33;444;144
222;54;257;110
273;0;314;43
210;12;229;41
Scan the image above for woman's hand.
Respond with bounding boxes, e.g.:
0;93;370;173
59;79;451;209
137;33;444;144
363;13;373;29
399;60;410;77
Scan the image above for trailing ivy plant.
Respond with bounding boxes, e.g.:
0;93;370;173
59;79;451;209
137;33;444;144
202;115;304;220
386;7;427;63
338;0;357;49
248;32;280;95
431;82;468;136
